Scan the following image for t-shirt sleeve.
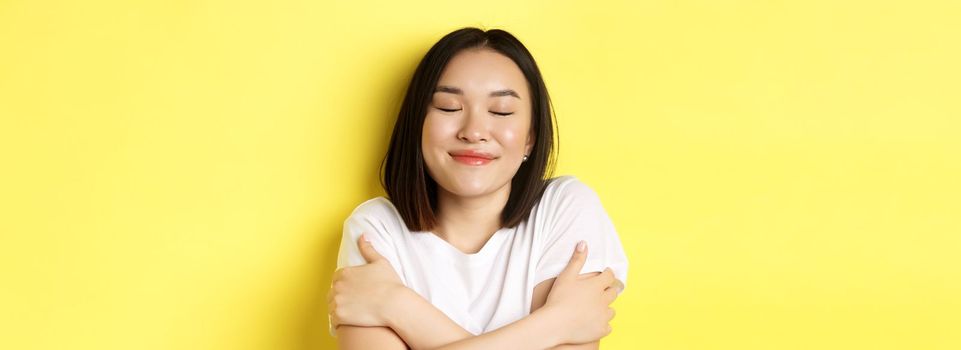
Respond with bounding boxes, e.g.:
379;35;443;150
330;198;406;337
336;199;405;273
533;177;629;294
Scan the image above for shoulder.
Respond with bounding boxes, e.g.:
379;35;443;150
528;175;612;236
337;196;408;272
540;175;603;208
343;196;407;240
347;196;399;222
526;175;607;231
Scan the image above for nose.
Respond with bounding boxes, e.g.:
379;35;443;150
457;108;490;143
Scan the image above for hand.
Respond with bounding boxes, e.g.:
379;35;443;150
327;233;407;329
541;241;618;345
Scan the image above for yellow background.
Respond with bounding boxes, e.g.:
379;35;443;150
2;0;959;349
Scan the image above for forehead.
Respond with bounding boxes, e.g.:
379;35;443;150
436;49;530;98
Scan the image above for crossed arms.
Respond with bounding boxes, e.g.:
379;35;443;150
329;235;621;349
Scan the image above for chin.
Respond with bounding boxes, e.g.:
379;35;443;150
446;180;489;197
436;175;503;198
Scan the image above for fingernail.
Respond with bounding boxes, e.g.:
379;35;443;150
576;240;586;252
362;233;370;242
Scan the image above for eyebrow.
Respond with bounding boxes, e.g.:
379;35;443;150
434;85;521;99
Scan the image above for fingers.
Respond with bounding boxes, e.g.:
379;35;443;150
576;271;602;281
593;267;616;289
327;301;339;328
602;286;618;304
329;269;345;305
356;233;385;263
610;278;625;294
327;278;344;303
332;267;344;281
559;240;588;280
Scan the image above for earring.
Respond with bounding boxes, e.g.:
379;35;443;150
522;154;529;162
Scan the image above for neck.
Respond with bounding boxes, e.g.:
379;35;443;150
432;182;511;254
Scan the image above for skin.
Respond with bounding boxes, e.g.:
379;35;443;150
330;48;619;349
421;48;534;254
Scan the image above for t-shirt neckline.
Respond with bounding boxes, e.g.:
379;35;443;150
420;227;511;265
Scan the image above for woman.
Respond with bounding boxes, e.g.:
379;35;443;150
327;27;629;349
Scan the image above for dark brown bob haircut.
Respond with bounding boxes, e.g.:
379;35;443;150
381;27;558;232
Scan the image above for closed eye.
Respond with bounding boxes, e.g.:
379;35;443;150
435;107;513;116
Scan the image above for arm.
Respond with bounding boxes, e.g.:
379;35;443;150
333;241;564;349
413;305;571;350
382;277;594;350
338;311;561;350
331;237;616;349
387;274;612;350
329;234;472;349
336;325;409;350
531;276;600;350
413;242;617;350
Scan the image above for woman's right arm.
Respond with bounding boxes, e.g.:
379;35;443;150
384;291;596;350
335;303;572;350
336;326;409;350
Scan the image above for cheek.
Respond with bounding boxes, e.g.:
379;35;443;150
496;121;530;150
422;114;461;158
422;115;447;148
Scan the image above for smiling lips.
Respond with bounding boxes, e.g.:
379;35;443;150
449;150;496;166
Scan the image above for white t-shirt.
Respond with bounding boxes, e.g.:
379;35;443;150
331;175;629;336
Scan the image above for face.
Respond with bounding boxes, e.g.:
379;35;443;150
422;48;534;199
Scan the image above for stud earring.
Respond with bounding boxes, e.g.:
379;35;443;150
522;154;529;161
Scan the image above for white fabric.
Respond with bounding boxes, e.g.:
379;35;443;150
330;175;629;337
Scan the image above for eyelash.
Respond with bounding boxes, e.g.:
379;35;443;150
436;107;513;116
